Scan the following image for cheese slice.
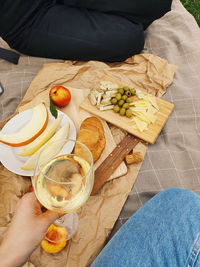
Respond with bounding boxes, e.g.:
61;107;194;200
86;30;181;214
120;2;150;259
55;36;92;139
133;117;148;132
130;94;159;132
131;110;142;116
146;95;159;110
132;109;156;124
134;100;148;106
144;112;156;123
137;113;151;124
135;89;145;99
131;107;148;112
131;109;148;121
134;101;151;109
147;105;157;115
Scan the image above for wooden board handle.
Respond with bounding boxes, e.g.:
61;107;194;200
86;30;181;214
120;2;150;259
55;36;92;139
91;135;140;195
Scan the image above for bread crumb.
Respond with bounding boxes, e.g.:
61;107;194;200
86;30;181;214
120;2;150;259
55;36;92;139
125;152;143;164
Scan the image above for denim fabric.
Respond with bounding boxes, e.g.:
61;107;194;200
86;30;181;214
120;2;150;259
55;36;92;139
91;188;200;267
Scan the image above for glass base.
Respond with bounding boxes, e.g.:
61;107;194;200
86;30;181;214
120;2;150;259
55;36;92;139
47;212;79;242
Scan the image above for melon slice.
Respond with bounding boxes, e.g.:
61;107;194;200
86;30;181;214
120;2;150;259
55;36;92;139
18;115;63;156
21;123;70;170
0;103;48;147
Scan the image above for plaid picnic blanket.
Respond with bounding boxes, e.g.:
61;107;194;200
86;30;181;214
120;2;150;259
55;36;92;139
0;0;200;248
112;0;200;233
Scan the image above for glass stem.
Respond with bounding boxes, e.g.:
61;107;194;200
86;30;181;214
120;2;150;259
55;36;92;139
55;216;65;225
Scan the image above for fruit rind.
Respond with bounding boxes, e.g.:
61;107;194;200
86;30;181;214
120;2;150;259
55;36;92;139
0;103;48;147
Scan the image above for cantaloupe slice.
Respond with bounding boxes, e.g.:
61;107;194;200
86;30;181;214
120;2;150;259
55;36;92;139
0;103;48;147
18;115;63;156
21;123;70;170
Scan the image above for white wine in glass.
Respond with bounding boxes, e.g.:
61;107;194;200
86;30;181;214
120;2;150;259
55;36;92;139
32;139;94;242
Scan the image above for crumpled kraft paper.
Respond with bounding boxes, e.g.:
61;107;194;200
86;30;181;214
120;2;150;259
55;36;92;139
0;54;177;267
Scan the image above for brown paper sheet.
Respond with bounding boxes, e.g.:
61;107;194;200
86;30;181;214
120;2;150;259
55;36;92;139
0;54;176;267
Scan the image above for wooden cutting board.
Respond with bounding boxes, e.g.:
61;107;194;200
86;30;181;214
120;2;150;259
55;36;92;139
92;134;140;195
62;87;128;181
80;77;174;144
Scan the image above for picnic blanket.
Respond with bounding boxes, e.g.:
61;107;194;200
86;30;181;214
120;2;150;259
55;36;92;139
0;0;200;266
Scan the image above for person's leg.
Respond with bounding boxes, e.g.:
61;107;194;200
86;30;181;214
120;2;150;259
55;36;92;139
60;0;172;28
5;5;144;62
91;188;200;267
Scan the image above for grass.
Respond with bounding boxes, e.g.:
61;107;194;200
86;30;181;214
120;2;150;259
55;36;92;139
180;0;200;26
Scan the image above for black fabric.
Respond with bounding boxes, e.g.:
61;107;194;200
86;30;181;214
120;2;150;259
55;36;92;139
0;0;172;62
64;0;172;28
0;48;20;64
0;0;53;64
0;0;52;38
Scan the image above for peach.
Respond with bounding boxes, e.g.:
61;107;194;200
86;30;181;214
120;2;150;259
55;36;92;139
49;86;71;107
41;224;68;254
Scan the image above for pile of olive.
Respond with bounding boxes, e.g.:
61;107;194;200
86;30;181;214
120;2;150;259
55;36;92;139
111;87;136;118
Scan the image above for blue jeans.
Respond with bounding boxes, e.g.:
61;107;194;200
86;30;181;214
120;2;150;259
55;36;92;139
91;188;200;267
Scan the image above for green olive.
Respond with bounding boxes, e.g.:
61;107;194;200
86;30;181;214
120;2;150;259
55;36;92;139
125;90;132;97
122;103;129;109
115;93;122;101
118;88;124;95
123;86;130;91
126;109;133;118
126;97;132;103
111;98;118;105
118;100;125;106
119;108;126;116
130;89;136;95
113;105;120;113
122;95;128;101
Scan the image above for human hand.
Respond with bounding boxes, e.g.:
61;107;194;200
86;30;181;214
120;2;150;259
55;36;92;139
0;192;62;267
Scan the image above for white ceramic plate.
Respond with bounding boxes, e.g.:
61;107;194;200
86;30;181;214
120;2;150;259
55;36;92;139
0;109;76;176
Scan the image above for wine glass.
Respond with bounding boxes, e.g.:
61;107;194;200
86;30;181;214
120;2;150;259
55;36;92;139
32;139;94;243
